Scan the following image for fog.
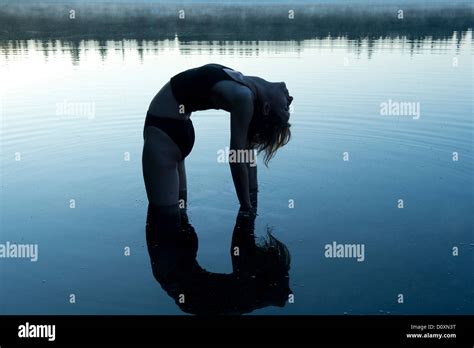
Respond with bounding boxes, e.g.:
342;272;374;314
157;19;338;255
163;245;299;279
1;0;472;42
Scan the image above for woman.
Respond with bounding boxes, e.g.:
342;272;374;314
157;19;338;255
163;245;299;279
142;63;293;212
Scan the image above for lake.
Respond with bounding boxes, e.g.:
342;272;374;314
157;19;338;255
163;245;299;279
0;1;472;315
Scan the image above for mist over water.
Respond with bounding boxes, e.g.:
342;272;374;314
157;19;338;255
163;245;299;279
0;1;473;315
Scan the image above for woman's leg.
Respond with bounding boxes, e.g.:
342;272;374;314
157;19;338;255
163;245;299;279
177;160;187;208
142;126;182;207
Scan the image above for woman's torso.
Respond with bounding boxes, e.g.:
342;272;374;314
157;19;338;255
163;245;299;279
147;63;254;120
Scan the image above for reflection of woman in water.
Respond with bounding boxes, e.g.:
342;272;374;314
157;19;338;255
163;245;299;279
142;63;293;212
146;205;291;315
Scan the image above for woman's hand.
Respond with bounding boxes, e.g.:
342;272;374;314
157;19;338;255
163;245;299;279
238;204;257;219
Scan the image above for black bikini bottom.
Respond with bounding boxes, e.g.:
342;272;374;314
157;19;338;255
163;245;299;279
144;111;195;160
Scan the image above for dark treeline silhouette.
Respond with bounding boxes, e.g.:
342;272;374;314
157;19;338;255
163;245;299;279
0;3;472;42
1;34;469;67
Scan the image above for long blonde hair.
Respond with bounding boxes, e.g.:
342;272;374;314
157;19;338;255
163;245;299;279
247;106;292;166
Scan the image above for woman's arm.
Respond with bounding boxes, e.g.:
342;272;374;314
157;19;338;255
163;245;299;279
248;163;258;208
229;91;254;211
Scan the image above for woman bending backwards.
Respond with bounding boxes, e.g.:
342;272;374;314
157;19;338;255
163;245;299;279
142;63;293;214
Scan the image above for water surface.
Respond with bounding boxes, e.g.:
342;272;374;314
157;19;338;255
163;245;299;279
0;4;473;315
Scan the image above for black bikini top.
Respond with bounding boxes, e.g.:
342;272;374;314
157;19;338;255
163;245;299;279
170;63;254;113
